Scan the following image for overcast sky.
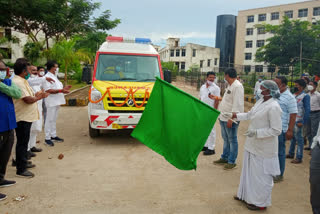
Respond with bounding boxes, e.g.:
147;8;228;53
95;0;308;47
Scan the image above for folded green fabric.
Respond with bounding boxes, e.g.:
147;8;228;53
131;77;220;170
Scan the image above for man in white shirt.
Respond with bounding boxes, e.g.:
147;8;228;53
26;65;55;157
43;61;70;146
214;68;244;170
200;72;221;155
305;81;320;150
254;76;263;101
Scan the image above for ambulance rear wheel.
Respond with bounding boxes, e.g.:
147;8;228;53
89;123;100;138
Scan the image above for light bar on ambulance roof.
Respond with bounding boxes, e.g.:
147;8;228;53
106;36;151;44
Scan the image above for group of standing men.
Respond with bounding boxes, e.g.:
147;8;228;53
0;58;70;201
200;68;320;212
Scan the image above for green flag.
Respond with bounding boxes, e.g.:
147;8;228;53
131;77;220;170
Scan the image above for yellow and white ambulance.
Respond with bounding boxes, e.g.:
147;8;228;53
88;36;166;137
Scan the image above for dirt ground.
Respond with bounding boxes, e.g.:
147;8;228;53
0;82;312;214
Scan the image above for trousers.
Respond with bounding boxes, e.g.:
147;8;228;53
204;125;216;150
0;130;14;180
45;106;60;140
15;121;32;173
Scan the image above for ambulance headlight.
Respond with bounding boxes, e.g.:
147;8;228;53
91;89;104;110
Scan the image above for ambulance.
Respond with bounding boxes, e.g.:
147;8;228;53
88;36;167;137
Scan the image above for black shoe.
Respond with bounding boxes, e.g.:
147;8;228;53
202;147;208;151
12;159;32;167
286;154;294;159
304;147;311;151
0;180;16;188
51;136;64;142
203;149;215;155
31;147;42;152
26;162;36;168
27;151;36;159
16;170;34;178
0;193;7;201
45;140;54;147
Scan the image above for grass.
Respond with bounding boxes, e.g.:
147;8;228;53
60;79;88;91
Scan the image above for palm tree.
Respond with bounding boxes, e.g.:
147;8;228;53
44;39;91;85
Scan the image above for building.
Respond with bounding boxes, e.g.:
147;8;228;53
215;15;237;68
159;38;220;72
235;0;320;73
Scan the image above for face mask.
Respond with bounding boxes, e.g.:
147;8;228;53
25;73;30;80
307;85;314;91
207;80;213;85
258;79;262;82
224;78;228;84
39;71;45;76
0;71;6;80
55;68;59;76
31;74;37;78
258;88;270;99
293;87;299;93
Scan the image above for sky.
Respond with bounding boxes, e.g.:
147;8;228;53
95;0;308;47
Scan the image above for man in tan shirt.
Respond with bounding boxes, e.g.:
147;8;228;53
12;58;48;178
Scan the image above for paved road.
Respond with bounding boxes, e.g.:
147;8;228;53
0;83;312;214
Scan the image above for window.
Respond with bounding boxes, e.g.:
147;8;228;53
170;50;174;57
256;40;265;47
192;49;196;57
258;14;266;21
271;12;279;20
214;58;218;66
255;65;263;72
298;8;308;17
0;48;11;59
244;65;251;73
207;59;211;67
182;49;186;57
246;28;253;36
285;10;293;18
246;41;253;48
0;32;4;38
247;15;254;23
245;53;252;60
176;49;180;57
200;60;204;68
257;27;265;34
314;7;320;16
181;62;185;70
175;41;179;47
175;62;180;69
268;66;276;73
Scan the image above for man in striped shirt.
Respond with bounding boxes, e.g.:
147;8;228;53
273;76;297;182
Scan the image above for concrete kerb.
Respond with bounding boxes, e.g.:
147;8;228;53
63;85;90;107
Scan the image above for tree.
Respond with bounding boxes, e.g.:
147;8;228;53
255;17;320;75
0;0;120;49
23;41;45;64
44;38;91;85
161;61;178;73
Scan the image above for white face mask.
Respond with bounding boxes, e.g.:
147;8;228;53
257;88;270;99
207;80;213;85
55;68;59;76
31;74;37;78
39;71;45;76
307;85;314;91
224;78;228;84
0;71;6;80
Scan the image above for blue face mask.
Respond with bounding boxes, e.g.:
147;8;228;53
0;71;6;80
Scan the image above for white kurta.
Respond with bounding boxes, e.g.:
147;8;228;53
236;98;282;207
200;83;220;150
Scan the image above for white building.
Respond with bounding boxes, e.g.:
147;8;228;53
235;0;320;73
159;38;220;72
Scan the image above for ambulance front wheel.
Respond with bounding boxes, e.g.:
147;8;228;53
89;123;100;138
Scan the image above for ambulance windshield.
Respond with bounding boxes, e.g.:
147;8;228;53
95;54;160;82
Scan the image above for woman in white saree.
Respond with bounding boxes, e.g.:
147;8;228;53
228;80;282;210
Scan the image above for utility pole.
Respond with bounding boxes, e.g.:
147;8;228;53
300;41;302;74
